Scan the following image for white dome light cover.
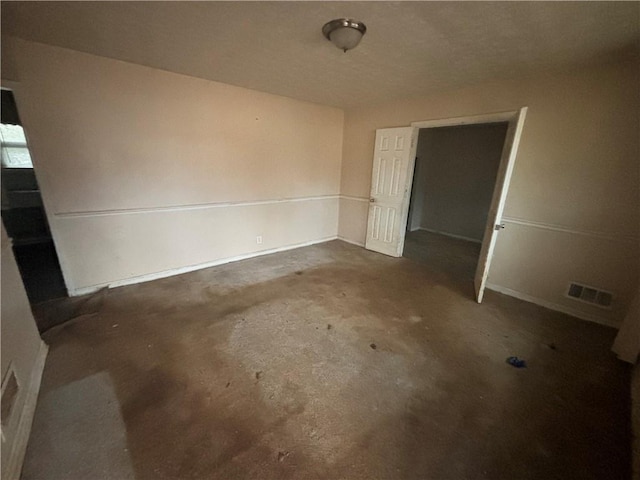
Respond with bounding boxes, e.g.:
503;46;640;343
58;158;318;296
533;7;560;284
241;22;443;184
322;18;367;52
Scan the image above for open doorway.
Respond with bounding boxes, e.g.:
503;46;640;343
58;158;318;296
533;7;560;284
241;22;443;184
364;108;527;302
403;123;508;281
1;88;67;305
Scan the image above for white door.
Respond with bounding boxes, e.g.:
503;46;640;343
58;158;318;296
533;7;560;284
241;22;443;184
365;127;418;257
474;107;528;302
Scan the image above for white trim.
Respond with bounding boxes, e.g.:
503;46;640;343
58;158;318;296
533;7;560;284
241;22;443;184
69;236;339;296
486;282;618;329
3;341;48;480
416;227;482;244
502;216;638;244
337;235;365;247
411;110;515;129
1;80;21;91
55;194;340;218
339;195;369;203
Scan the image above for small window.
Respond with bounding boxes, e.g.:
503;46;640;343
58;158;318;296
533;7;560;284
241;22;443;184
0;124;33;168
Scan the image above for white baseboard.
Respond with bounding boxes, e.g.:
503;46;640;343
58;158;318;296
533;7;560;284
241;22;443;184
69;236;339;296
417;228;482;244
337;235;365;247
3;341;48;480
486;282;619;328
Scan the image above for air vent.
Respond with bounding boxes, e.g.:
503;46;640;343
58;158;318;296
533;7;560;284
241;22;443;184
1;367;19;427
567;282;613;308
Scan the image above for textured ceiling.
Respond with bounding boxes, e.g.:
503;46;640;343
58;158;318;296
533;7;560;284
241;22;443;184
2;1;638;108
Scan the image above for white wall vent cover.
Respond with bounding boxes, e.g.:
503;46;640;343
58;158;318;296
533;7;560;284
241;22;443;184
567;282;613;309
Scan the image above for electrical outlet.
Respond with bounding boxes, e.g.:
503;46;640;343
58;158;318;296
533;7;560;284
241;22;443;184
256;236;263;245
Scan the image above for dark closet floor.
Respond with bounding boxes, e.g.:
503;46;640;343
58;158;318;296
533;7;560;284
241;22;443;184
403;229;481;279
13;240;67;305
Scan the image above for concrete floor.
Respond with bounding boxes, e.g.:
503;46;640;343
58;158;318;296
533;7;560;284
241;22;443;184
23;236;630;479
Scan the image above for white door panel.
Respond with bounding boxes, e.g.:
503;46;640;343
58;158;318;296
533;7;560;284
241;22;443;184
474;107;528;302
365;127;417;257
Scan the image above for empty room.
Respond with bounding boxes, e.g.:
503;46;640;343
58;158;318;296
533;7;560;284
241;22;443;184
1;2;638;479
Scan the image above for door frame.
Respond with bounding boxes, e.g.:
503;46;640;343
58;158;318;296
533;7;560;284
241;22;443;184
400;108;527;302
1;79;72;296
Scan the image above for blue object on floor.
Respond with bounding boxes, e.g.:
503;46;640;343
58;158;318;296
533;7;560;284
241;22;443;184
506;356;527;368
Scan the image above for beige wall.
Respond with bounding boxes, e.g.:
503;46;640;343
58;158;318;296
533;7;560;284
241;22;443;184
412;124;507;242
338;61;639;326
3;37;638;327
3;38;344;293
1;225;46;478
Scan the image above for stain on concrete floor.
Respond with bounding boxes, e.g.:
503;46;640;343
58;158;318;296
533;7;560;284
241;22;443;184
22;237;630;479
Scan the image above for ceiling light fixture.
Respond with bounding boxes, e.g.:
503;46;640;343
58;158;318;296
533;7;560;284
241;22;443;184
322;18;367;53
